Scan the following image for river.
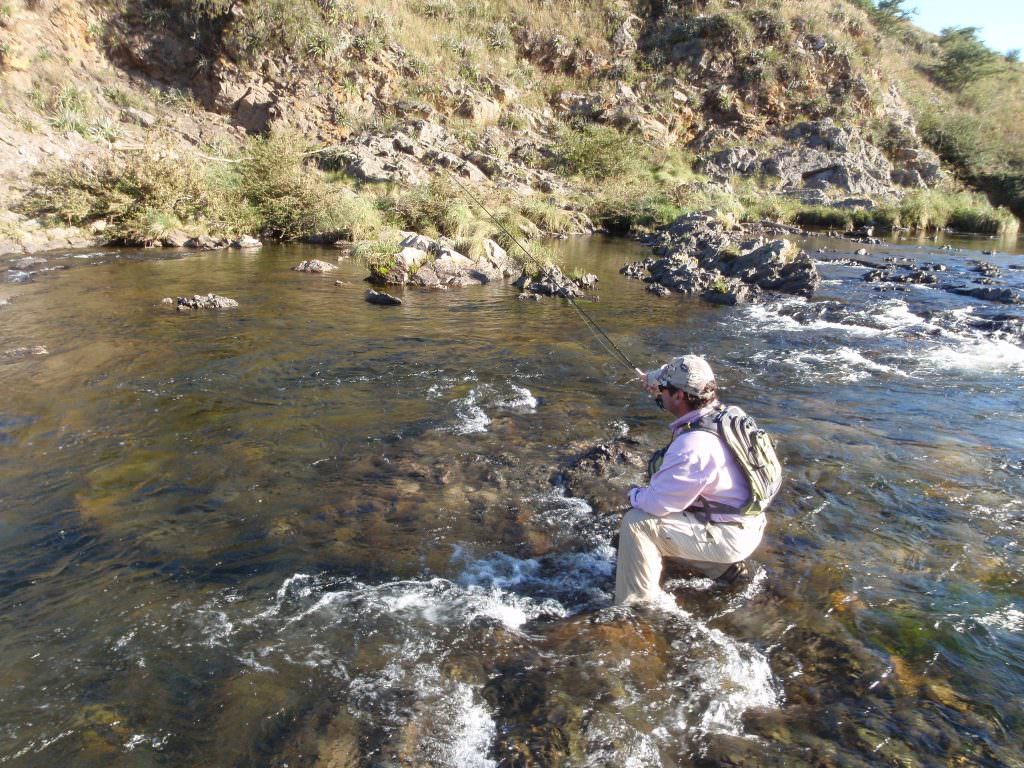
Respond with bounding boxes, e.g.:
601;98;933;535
1;231;1022;766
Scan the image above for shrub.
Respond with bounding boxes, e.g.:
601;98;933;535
551;124;647;180
793;206;853;229
20;144;210;243
232;127;382;240
933;27;1000;91
588;176;681;232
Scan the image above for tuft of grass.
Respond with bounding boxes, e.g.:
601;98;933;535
353;235;403;281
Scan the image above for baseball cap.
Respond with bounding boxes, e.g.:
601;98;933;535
645;355;716;395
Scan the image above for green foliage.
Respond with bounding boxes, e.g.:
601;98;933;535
231;127;383;240
20;145;210;243
353;236;402;281
897;189;1018;234
587;175;681;232
551;124;647;180
872;0;914;32
933;27;1000;91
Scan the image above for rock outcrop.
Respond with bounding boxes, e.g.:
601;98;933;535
369;232;520;289
622;212;820;303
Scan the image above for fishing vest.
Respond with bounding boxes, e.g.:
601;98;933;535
646;403;783;517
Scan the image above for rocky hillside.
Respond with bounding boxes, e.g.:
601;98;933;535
0;0;1021;256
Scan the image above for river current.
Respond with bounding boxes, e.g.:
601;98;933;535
1;232;1022;766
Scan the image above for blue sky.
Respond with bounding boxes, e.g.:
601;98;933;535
911;0;1023;54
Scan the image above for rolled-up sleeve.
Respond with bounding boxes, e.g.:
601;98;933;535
630;433;716;517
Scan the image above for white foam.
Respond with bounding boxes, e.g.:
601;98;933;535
496;384;538;411
977;607;1024;632
451;388;491;434
768;347;906;382
681;622;780;736
745;298;929;339
915;336;1024;372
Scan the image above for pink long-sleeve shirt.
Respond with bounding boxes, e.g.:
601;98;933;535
628;402;751;519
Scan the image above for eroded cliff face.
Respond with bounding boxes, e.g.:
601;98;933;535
0;0;1011;255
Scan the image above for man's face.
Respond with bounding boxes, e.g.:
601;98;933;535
657;384;687;416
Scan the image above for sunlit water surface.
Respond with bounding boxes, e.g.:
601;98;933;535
1;232;1022;766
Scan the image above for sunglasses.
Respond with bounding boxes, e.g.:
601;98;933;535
657;383;680;394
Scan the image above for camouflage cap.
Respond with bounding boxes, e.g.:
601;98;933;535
645;355;716;396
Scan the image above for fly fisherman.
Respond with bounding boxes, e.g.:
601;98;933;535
615;355;773;605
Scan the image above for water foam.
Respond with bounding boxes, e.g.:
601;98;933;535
977;606;1024;632
496;384;538;411
451;388;491;434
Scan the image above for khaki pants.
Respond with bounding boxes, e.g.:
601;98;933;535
614;508;766;605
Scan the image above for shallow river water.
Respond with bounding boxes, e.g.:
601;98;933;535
1;231;1022;767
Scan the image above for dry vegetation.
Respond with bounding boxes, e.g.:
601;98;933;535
3;0;1022;246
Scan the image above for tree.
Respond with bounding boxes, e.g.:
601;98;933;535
873;0;915;31
933;26;1000;91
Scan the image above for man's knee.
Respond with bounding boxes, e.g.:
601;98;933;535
620;507;653;534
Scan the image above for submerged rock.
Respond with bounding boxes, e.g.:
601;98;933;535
365;289;403;306
293;259;337;273
946;285;1021;304
1;345;48;362
12;256;47;269
167;294;239;310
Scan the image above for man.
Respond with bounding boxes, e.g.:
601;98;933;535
614;355;767;605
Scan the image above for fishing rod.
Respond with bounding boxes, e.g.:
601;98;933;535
443;164;645;379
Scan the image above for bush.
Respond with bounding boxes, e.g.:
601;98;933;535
933;27;1000;91
793;206;853;229
353;236;402;281
897;189;1019;235
551;124;648;180
232;127;382;240
21;144;210;243
587;176;681;232
20;127;384;243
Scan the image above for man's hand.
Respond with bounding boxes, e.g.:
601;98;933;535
636;368;658;395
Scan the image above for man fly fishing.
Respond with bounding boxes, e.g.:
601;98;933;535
440;166;781;606
614;355;782;605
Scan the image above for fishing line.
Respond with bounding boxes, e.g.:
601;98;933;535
442;165;644;378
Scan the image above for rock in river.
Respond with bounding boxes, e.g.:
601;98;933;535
164;294;239;310
365;289;403;306
293;259;337;273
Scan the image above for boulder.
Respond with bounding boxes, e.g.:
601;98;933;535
458;95;501;125
160;231;189;247
398;232;437;252
120;108;157;128
293;259;337;273
477;239;519;279
231;235;262;249
365;289;403;306
513;266;582;297
171;294;239;310
184;235;219;249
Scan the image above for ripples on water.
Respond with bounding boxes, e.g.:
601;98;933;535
0;234;1022;766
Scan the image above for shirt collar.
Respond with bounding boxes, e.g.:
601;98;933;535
668;401;720;433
